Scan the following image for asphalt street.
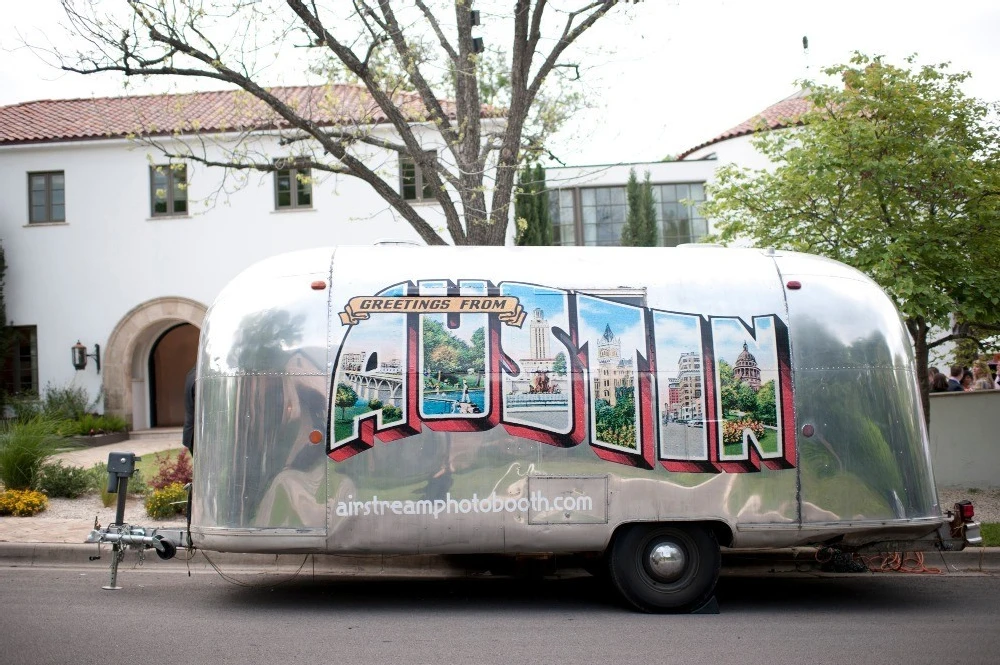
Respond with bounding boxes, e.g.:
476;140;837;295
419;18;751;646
1;567;997;665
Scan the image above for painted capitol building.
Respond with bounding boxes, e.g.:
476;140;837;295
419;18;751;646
662;341;762;423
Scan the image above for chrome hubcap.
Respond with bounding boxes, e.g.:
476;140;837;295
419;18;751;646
647;541;686;582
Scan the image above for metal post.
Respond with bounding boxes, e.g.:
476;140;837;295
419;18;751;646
112;476;129;526
102;543;124;591
101;452;137;590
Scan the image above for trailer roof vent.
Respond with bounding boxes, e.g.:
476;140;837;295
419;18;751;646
374;239;422;247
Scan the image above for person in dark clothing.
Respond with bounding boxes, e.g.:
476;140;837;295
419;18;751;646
182;367;196;453
930;373;949;393
946;365;965;392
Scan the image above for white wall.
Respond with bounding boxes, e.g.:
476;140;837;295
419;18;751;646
928;391;1000;489
0;127;473;408
682;133;774;172
546;159;719;190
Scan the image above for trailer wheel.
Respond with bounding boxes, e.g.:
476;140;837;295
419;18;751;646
153;535;177;561
608;523;720;613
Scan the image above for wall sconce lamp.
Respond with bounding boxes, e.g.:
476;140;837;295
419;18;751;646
72;341;101;373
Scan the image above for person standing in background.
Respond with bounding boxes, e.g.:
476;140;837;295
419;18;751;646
182;367;196;453
947;365;965;392
930;373;950;393
972;363;994;390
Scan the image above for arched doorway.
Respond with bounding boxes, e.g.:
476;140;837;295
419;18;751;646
102;297;207;429
149;323;198;427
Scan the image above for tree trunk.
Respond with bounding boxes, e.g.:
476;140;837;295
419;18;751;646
906;316;931;430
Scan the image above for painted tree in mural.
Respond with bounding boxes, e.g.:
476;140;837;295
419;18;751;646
620;168;658;246
53;1;645;246
422;320;486;387
335;383;359;421
552;352;568;376
514;164;553;246
703;53;1000;425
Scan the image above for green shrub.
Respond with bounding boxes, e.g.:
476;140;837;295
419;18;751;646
37;461;92;498
0;488;48;516
42;383;89;421
145;482;188;519
68;413;128;436
6;392;41;422
89;463;148;506
0;415;64;490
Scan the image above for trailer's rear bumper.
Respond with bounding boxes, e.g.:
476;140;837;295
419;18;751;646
733;516;950;549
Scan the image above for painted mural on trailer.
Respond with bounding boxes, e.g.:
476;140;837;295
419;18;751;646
330;280;795;473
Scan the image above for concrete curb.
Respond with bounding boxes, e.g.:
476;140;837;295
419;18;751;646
2;543;997;576
719;547;1000;575
0;543;505;577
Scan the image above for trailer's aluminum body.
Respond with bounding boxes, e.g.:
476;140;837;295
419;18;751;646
191;246;941;554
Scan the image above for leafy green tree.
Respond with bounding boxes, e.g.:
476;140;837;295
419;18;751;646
718;359;737;415
335;383;359;421
463;327;487;375
703;53;1000;425
620;168;658;246
735;382;758;415
430;345;461;382
553;352;567;376
754;380;777;427
514;164;553;246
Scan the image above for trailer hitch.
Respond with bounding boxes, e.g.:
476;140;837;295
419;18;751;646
85;452;188;590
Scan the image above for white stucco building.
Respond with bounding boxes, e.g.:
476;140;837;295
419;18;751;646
0;85;503;428
544;91;808;247
0;84;807;430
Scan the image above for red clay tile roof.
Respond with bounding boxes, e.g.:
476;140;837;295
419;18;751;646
0;84;502;146
678;90;813;160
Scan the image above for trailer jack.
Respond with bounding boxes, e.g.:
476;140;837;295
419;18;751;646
84;452;188;590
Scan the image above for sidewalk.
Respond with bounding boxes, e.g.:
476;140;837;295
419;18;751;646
0;435;185;548
1;434;997;578
52;436;185;469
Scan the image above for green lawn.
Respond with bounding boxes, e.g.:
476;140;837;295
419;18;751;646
127;447;186;482
982;523;999;547
333;404;375;441
723;428;777;457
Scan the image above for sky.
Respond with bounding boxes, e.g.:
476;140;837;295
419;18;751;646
2;0;998;166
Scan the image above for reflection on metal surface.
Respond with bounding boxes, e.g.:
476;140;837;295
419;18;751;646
190;247;943;556
648;541;686;582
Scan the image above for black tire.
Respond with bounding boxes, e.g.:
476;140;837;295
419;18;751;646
608;523;720;613
154;535;177;561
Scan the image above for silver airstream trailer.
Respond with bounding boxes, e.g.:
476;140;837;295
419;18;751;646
172;245;977;612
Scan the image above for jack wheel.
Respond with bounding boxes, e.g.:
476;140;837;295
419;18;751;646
153;535;177;561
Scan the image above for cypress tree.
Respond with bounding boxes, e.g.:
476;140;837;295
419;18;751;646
621;169;659;246
514;164;553;246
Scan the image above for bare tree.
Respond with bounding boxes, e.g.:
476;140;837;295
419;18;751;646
50;0;643;246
